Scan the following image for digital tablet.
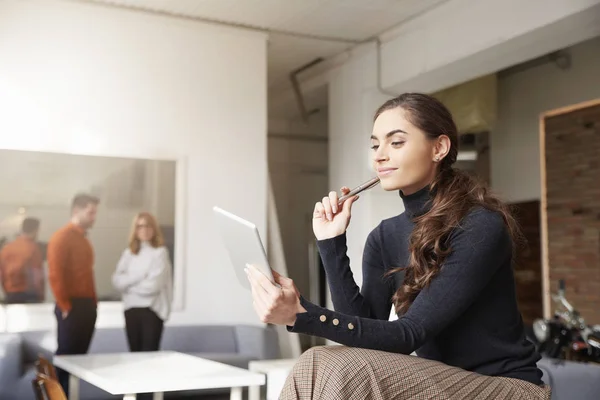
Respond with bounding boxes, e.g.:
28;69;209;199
212;206;275;290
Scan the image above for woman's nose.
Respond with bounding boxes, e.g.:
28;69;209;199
374;146;389;162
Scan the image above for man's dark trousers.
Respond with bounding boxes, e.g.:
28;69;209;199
54;297;97;396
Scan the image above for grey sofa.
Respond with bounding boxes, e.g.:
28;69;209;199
538;356;600;400
0;324;279;400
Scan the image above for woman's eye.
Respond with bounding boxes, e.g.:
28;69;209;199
391;141;405;147
370;145;379;150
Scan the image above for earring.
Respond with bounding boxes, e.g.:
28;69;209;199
434;157;440;162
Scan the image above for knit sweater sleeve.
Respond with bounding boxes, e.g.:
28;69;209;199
319;228;393;320
47;231;72;313
129;248;172;296
288;210;511;354
112;249;150;292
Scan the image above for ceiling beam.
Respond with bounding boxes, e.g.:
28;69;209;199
65;0;362;44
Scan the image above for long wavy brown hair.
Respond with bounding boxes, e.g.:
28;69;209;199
375;93;524;315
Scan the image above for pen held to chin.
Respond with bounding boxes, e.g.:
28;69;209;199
337;176;380;206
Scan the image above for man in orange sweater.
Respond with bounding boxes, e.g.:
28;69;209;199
48;193;99;395
0;217;44;303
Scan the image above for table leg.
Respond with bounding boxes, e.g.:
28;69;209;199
123;394;136;400
249;385;261;400
153;392;164;400
69;375;80;400
230;387;242;400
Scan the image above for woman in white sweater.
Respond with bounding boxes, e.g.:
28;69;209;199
112;211;173;352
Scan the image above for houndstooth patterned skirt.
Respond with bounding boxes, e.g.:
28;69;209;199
279;346;552;400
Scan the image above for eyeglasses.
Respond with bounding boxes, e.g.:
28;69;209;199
136;223;151;229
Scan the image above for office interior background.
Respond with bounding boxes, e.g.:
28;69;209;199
1;0;600;399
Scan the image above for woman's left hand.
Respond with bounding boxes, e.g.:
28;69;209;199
245;265;306;326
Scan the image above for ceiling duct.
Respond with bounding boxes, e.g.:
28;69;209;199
290;58;324;122
432;74;498;134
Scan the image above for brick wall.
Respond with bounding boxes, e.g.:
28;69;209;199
511;200;543;324
544;102;600;324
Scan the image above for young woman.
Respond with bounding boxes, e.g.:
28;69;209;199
246;93;551;399
112;211;172;352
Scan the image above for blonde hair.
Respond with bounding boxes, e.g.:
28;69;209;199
128;211;164;255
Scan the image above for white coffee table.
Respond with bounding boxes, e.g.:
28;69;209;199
53;351;265;400
248;358;297;400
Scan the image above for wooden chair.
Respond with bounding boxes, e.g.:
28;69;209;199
35;355;58;380
35;373;67;400
31;374;45;400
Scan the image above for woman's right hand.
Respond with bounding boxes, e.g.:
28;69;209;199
312;187;360;241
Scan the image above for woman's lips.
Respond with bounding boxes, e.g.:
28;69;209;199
377;168;397;177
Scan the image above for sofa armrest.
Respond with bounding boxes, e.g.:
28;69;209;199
234;325;280;360
538;357;600;400
0;333;24;397
20;332;55;364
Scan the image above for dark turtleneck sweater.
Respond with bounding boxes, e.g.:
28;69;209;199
289;185;543;385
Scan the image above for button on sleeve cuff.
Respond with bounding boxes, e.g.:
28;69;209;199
287;296;357;339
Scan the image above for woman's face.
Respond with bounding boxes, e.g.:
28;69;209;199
135;217;154;242
371;108;442;195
